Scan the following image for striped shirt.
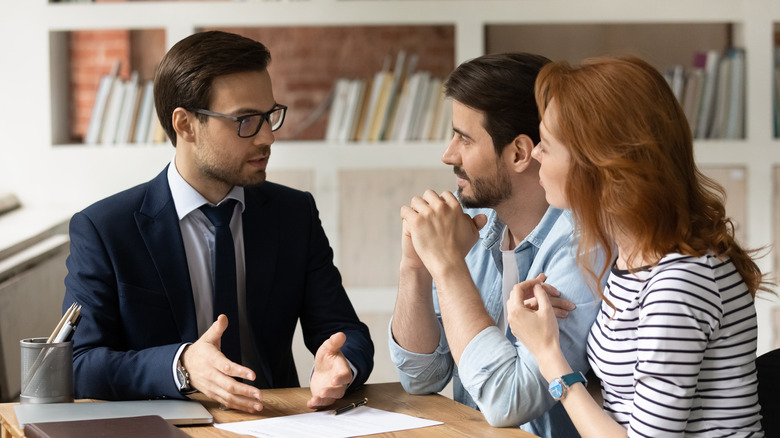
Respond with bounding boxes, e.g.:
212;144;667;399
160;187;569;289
587;253;764;437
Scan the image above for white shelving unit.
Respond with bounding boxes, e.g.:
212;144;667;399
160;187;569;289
1;0;778;354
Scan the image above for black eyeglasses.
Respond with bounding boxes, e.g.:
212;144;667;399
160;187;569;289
193;104;287;138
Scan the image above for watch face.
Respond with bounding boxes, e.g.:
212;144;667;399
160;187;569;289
549;380;563;399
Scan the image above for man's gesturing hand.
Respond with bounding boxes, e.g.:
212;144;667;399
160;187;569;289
182;314;263;413
307;332;353;409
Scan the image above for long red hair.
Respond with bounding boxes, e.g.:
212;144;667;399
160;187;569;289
535;55;770;299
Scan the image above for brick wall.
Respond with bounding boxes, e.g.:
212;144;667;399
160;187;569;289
209;26;455;141
67;25;454;143
69;30;131;142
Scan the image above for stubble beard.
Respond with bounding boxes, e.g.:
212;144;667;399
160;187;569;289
456;166;512;209
196;140;269;188
202;163;266;188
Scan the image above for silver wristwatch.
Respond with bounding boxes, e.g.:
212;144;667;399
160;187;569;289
176;358;192;392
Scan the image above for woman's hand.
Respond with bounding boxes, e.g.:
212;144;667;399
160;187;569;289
507;275;563;361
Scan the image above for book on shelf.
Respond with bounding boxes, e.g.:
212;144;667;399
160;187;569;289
417;77;443;141
84;60;120;145
682;68;705;135
115;71;140;145
359;70;390;142
338;79;367;142
134;81;155;144
325;78;352;142
709;52;732;139
392;71;431;142
377;51;414;141
99;75;127;145
774;47;780;138
366;71;395;142
673;48;745;140
84;65;167;146
326;51;449;144
694;50;720;140
724;47;745;139
664;64;685;103
351;76;373;142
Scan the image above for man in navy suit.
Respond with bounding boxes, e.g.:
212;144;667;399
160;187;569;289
63;30;374;413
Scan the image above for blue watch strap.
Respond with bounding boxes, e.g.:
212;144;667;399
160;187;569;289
561;371;588;388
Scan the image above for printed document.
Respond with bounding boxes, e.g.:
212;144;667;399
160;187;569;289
215;406;442;438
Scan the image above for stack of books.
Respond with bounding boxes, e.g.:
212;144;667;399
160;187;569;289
664;47;746;140
324;51;452;143
84;61;166;146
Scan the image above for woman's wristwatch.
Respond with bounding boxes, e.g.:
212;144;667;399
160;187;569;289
548;371;588;401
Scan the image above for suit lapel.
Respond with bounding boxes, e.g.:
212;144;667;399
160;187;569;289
242;185;278;387
135;167;199;342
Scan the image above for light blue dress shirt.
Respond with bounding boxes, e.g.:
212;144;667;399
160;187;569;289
389;207;600;437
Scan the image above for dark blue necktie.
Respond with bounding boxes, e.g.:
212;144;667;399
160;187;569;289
200;199;241;365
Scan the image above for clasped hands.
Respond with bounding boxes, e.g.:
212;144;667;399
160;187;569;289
399;189;486;274
401;189;575;328
181;314;353;413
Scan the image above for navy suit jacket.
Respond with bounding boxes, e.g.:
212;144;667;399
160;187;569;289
63;167;374;400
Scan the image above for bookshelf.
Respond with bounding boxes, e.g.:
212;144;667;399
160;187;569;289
1;0;779;356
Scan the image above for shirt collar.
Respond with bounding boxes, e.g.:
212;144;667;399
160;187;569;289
166;156;246;220
482;206;563;252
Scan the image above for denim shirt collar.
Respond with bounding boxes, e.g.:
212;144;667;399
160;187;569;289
479;206;563;251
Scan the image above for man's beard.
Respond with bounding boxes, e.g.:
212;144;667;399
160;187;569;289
455;165;512;209
202;164;266;188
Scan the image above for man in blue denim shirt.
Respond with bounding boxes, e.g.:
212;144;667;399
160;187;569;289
389;53;600;437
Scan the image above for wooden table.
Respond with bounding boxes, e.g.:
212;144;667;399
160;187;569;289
0;382;537;437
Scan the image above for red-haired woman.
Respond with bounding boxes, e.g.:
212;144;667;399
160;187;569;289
508;55;770;437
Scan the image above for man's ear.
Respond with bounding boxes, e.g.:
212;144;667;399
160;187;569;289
504;134;536;172
172;107;197;143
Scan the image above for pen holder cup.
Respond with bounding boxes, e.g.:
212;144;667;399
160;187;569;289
19;337;73;404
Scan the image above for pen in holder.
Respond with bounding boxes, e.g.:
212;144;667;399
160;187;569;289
19;338;73;404
19;303;81;404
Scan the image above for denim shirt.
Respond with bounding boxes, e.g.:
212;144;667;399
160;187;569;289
389;206;600;437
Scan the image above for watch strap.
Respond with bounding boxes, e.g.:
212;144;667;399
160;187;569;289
561;371;588;388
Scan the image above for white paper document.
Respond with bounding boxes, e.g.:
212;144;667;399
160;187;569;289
214;406;443;438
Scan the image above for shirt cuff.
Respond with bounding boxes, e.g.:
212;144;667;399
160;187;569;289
172;342;192;391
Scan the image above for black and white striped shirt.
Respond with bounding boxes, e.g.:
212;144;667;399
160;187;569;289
587;253;764;437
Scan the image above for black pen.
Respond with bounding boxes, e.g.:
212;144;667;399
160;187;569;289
333;397;368;415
